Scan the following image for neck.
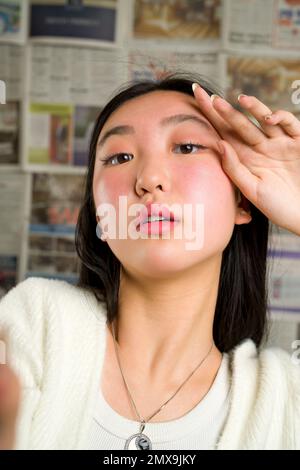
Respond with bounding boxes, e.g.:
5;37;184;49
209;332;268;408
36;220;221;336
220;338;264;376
109;254;223;388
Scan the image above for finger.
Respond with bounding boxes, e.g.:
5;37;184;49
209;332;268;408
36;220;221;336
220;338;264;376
0;366;19;449
237;94;284;138
218;140;258;203
264;109;300;137
192;84;232;135
210;94;266;147
0;365;20;419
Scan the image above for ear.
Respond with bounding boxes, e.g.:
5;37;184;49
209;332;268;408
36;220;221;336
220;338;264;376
235;192;252;225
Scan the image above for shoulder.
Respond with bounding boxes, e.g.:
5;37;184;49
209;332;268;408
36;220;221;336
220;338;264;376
229;338;300;408
220;339;300;448
0;276;107;336
230;338;299;382
0;276;107;382
0;276;77;305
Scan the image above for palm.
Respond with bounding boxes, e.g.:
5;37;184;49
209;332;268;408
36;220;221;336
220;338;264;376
226;131;300;227
193;85;300;235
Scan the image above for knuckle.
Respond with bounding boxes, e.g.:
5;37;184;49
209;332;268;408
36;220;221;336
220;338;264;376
238;120;250;132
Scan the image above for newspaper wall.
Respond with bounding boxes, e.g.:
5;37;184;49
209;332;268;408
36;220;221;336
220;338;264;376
0;0;299;329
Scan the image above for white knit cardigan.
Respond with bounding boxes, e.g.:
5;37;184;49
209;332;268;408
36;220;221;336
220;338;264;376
0;277;299;450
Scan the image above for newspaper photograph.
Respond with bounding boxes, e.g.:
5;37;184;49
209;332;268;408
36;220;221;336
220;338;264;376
273;0;300;50
0;45;24;164
0;170;27;254
28;103;73;165
0;254;17;297
30;0;120;46
0;0;28;43
0;100;19;164
127;0;222;50
73;104;100;166
27;234;79;284
26;173;85;282
0;170;28;295
225;54;300;112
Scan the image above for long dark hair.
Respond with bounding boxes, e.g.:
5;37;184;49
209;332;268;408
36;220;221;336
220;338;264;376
75;71;271;353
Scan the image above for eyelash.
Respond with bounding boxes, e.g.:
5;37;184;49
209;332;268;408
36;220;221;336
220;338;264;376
99;142;208;166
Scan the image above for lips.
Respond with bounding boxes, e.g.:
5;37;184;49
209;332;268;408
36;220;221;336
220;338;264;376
136;203;180;231
139;219;178;235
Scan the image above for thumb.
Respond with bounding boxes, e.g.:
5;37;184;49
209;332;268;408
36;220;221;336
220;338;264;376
218;140;257;200
0;364;20;450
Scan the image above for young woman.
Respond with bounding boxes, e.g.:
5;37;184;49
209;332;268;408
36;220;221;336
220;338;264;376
0;72;300;450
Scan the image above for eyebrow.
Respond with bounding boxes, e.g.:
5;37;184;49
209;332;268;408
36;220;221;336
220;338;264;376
97;113;213;149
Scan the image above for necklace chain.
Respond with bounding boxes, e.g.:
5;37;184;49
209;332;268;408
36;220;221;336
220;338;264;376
111;319;215;430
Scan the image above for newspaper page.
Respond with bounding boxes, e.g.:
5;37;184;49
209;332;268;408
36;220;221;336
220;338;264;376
0;44;24;164
0;0;28;44
267;226;300;317
0;0;298;323
266;317;300;352
223;53;300;113
273;0;300;50
29;0;122;47
26;44;127;168
125;0;222;51
224;0;300;51
224;0;275;50
25;172;85;283
0;170;29;297
127;48;220;85
223;52;300;315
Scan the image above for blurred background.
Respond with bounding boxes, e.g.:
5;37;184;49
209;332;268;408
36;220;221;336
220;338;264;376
0;0;300;352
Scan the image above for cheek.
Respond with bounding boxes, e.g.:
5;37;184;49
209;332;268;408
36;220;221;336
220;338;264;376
178;162;236;239
93;172;133;240
93;171;128;208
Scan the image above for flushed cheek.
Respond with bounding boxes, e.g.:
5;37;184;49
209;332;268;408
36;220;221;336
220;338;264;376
179;164;236;246
93;173;134;239
93;172;129;209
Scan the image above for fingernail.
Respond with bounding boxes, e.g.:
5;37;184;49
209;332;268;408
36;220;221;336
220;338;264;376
210;94;219;103
264;114;272;120
192;83;199;93
238;94;247;101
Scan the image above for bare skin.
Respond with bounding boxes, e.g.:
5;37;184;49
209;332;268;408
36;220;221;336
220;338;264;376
101;321;223;422
2;83;300;445
95;88;300;423
0;335;20;450
193;84;300;236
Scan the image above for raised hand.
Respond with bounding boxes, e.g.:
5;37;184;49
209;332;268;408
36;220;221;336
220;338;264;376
192;83;300;236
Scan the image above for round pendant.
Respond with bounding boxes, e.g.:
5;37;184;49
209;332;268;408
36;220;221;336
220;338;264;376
124;432;152;450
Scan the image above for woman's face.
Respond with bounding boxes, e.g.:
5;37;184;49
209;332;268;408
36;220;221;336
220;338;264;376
93;90;250;278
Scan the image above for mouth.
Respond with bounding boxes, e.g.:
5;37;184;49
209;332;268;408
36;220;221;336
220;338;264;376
136;204;181;232
137;218;179;234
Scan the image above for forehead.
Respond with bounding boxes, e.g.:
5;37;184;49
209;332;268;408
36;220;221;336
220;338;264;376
102;90;212;129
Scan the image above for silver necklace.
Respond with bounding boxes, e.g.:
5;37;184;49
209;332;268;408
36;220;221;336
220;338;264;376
110;320;215;450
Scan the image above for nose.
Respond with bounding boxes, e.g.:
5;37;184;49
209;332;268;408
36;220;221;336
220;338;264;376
135;159;171;197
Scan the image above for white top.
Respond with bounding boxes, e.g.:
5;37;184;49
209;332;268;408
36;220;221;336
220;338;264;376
0;277;299;450
86;353;230;450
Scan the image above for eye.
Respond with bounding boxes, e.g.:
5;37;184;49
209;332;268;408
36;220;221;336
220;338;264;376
173;142;208;154
100;142;208;166
100;153;133;166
